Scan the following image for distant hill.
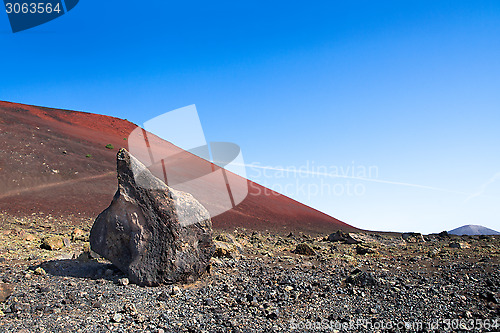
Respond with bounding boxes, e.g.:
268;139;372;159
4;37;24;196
449;225;500;236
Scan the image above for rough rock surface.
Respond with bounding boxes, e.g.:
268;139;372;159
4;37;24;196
449;241;471;249
90;149;214;286
213;233;243;259
346;268;378;287
402;232;425;243
355;245;377;255
327;230;360;244
213;241;238;258
292;243;316;256
41;236;66;251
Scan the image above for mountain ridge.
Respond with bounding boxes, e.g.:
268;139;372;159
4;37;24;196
0;100;358;234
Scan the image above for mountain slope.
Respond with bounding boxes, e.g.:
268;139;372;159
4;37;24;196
449;225;500;236
0;100;358;234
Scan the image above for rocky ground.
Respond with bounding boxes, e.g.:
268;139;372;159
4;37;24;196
0;213;499;332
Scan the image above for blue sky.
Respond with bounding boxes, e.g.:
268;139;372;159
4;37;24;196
1;1;499;233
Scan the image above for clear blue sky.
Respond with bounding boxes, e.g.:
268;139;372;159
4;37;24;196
1;1;499;233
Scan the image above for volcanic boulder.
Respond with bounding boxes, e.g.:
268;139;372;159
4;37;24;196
90;149;215;286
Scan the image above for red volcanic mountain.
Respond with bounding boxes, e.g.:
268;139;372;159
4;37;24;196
0;101;357;234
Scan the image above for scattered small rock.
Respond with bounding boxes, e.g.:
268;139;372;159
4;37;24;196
327;231;360;244
124;303;137;315
292;243;316;256
111;313;122;323
118;278;129;286
402;232;425;243
356;245;376;255
449;241;470;249
38;286;50;293
483;291;499;304
0;283;13;302
346;268;377;287
71;228;88;242
214;240;240;258
41;236;65;250
23;233;38;242
266;308;279;319
91;300;102;308
156;291;169;301
438;231;450;239
427;248;440;257
170;286;181;296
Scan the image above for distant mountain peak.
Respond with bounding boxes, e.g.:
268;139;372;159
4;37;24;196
449;225;500;236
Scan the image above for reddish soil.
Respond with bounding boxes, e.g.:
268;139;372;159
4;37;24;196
0;101;358;234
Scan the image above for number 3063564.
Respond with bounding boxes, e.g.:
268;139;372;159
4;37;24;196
5;3;62;14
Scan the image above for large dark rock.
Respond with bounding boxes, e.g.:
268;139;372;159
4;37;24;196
0;283;13;302
90;149;215;286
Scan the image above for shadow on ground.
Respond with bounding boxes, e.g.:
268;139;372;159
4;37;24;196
32;259;124;281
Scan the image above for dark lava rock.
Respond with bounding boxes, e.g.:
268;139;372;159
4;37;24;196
90;149;215;286
265;308;279;319
345;268;377;287
292;243;316;256
483;291;499;304
449;241;470;249
402;232;425;243
327;231;360;244
356;245;376;255
37;286;50;293
438;230;450;239
156;291;170;302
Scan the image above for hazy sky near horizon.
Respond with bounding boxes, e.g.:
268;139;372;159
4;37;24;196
1;1;499;233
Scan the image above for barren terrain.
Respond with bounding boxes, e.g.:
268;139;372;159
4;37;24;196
0;219;498;332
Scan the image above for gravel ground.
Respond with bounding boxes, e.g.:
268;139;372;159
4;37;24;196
0;216;499;332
